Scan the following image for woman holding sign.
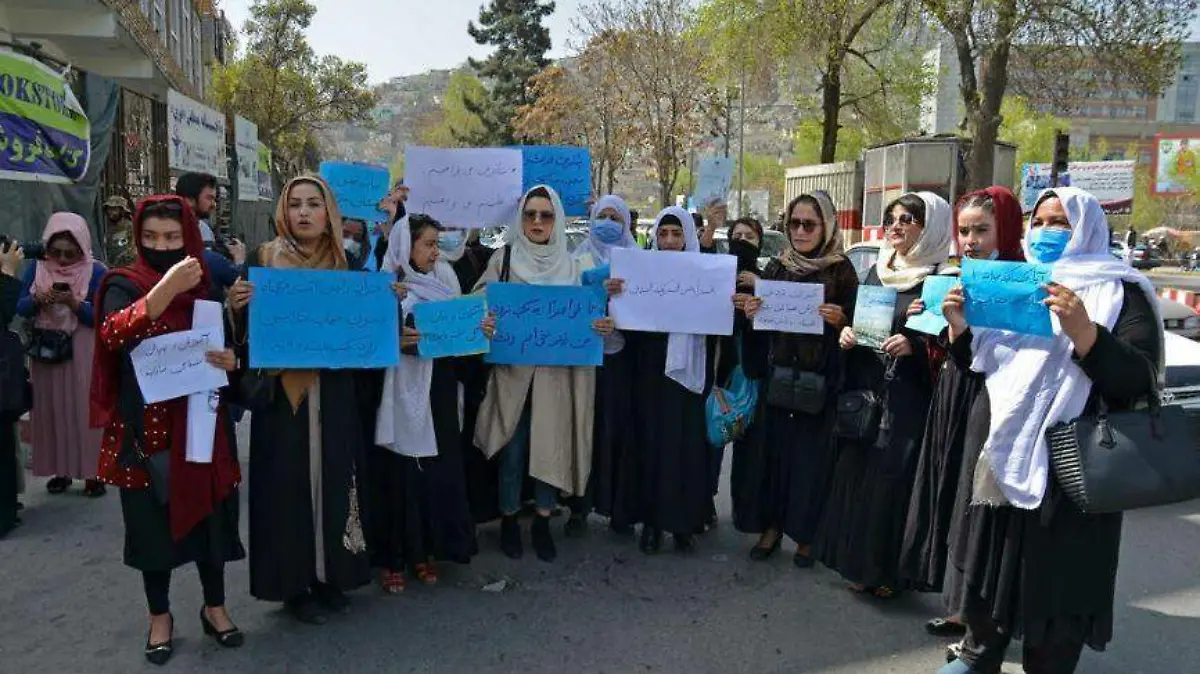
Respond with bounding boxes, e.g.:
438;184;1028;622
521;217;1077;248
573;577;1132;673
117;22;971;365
737;191;858;568
91;195;245;664
228;176;376;624
472;185;611;563
815;192;953;598
938;188;1162;674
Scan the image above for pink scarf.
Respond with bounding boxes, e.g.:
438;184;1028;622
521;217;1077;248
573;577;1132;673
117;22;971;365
33;212;94;332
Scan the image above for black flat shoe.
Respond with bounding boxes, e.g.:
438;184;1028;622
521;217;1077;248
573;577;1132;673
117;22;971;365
83;479;107;498
926;617;967;637
500;515;523;559
46;476;71;494
673;533;695;554
200;607;244;648
792;552;815;569
144;613;173;666
564;513;587;538
312;582;350;613
532;515;557;562
285;594;327;625
749;536;781;561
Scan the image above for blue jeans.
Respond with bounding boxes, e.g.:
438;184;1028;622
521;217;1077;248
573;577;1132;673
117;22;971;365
499;403;558;515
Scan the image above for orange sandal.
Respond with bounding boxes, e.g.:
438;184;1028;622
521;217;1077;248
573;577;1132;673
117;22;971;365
414;562;438;586
380;570;406;594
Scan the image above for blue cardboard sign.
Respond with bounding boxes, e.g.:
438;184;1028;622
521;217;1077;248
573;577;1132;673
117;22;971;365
319;160;391;222
485;283;605;366
412;295;490;359
905;275;959;336
961;258;1053;337
516;145;592;217
852;285;897;350
248;268;400;368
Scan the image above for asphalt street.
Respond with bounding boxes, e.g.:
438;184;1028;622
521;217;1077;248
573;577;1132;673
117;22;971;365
1149;270;1200;292
2;419;1198;674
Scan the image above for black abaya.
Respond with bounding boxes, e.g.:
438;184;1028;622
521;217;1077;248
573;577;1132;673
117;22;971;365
589;345;642;528
0;273;21;537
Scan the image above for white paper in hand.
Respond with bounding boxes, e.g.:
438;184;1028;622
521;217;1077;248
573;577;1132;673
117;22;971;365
753;280;824;335
131;328;228;404
186;300;225;464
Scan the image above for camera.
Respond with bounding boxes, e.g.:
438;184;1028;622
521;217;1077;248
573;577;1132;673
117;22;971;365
0;236;44;260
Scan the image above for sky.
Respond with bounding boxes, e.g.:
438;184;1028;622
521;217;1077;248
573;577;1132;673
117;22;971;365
219;0;587;82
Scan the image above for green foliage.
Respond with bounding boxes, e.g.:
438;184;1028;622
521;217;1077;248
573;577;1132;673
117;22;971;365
418;71;488;148
997;96;1069;169
791;119;869;165
211;0;377;174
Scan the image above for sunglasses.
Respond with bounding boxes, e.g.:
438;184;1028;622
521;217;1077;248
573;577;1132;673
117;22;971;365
46;247;79;262
522;209;555;223
787;218;822;233
884;213;920;228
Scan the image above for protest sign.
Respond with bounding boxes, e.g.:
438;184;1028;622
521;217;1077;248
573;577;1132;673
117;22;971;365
186;300;225;463
516;145;591;217
693;157;734;207
485;283;605;366
852;286;897;350
753;280;824;335
131;327;228;404
257;143;274;200
167;89;227;179
905;275;959;336
962;258;1053;337
609;248;737;336
0;49;90;183
412;295;490;359
404;146;524;227
248;268;400;368
234;116;259;202
319;161;391;222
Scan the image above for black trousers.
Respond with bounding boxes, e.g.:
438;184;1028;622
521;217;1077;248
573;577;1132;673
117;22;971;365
960;595;1086;674
142;562;226;616
0;418;18;536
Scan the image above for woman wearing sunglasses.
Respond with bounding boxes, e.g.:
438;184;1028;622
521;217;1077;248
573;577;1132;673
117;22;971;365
17;213;107;497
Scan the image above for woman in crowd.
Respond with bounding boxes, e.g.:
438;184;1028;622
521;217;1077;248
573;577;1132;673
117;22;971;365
472;185;610;562
940;187;1162;674
736;191;858;568
609;206;714;554
227;176;375;624
815;192;952;598
18;213;107;496
370;213;489;592
0;242;26;537
897;187;1024;639
568;195;642;536
91;195;244;664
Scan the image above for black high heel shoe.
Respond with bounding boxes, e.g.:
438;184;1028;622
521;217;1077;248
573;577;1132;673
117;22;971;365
200;607;245;648
144;613;174;666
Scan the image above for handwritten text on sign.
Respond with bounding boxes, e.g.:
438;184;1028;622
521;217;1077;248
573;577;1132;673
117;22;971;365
319;160;391;222
517;145;592;217
961;258;1053;337
248;268;400;368
609;248;737;336
412;295;490;359
485;283;605;366
404;146;524;227
130;327;228;404
753;280;824;335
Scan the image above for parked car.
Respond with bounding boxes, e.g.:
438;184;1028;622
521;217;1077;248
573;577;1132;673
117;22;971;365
846;241;882;283
1131;245;1163;270
1110;241;1130;261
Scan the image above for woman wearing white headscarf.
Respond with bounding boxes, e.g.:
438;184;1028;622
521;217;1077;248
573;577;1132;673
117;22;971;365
813;191;954;598
472;185;610;562
608;206;715;554
938;188;1162;674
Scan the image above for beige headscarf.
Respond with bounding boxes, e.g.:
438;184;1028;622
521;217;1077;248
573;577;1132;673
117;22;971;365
260;176;349;409
778;190;846;275
874;191;954;291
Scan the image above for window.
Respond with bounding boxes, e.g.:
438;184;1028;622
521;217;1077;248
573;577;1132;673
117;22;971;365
1178;75;1198;122
180;5;192;81
193;19;203;93
168;0;181;65
152;0;167;41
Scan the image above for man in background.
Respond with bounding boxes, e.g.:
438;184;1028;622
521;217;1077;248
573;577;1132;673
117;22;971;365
175;172;245;291
102;195;135;267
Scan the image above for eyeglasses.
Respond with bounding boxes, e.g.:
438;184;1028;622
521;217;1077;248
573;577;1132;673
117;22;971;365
522;209;555;223
46;247;79;262
884;213;920;228
787;218;822;233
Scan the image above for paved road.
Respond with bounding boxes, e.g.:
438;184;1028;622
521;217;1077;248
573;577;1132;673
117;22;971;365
1149;270;1200;292
2;421;1199;673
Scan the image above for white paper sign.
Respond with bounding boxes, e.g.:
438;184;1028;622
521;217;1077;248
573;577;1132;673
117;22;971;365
609;248;737;336
167;89;228;179
131;328;228;404
186;301;225;464
404;146;524;227
693;157;734;206
234;116;259;202
753;280;824;335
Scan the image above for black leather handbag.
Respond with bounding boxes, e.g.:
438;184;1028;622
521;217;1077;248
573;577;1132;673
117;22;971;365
766;367;826;415
1047;395;1200;514
834;389;882;442
27;327;72;364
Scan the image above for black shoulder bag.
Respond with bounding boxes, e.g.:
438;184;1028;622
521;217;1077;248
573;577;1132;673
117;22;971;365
27;327;73;364
834;356;894;444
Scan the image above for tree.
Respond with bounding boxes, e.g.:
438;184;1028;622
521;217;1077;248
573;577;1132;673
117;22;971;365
416;70;488;148
997;95;1069;170
922;0;1193;190
211;0;377;174
465;0;556;146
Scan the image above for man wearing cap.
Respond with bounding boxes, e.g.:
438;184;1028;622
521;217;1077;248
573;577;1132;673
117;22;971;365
103;195;135;267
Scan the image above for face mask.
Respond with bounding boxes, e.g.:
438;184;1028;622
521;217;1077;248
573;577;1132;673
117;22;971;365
1028;227;1071;263
438;231;463;251
590;218;625;245
141;247;187;274
728;238;761;271
343;238;362;257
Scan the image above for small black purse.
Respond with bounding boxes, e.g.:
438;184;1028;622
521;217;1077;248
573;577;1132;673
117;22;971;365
834;358;894;443
766;367;826;415
27;327;73;364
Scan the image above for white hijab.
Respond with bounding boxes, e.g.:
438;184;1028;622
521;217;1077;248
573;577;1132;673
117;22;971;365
970;186;1163;509
376;215;463;458
507;185;581;286
651;206;707;394
874;192;954;291
576;194;637;265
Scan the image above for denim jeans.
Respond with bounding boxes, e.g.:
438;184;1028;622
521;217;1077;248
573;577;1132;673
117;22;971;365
499;403;558;515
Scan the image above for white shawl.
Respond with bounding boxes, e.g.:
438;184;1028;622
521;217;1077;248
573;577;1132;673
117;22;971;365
376;216;462;458
970;186;1163;509
506;185;582;286
575;194;637;265
651;206;707;394
874;191;955;290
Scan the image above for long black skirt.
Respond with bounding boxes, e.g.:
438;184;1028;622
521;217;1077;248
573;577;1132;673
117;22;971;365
590;347;641;528
120;486;244;572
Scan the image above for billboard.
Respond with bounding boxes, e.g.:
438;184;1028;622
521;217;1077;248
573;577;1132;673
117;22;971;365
1021;160;1135;214
1152;134;1200;195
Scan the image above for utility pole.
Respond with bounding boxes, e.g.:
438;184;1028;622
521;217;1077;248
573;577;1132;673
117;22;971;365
737;62;746;217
